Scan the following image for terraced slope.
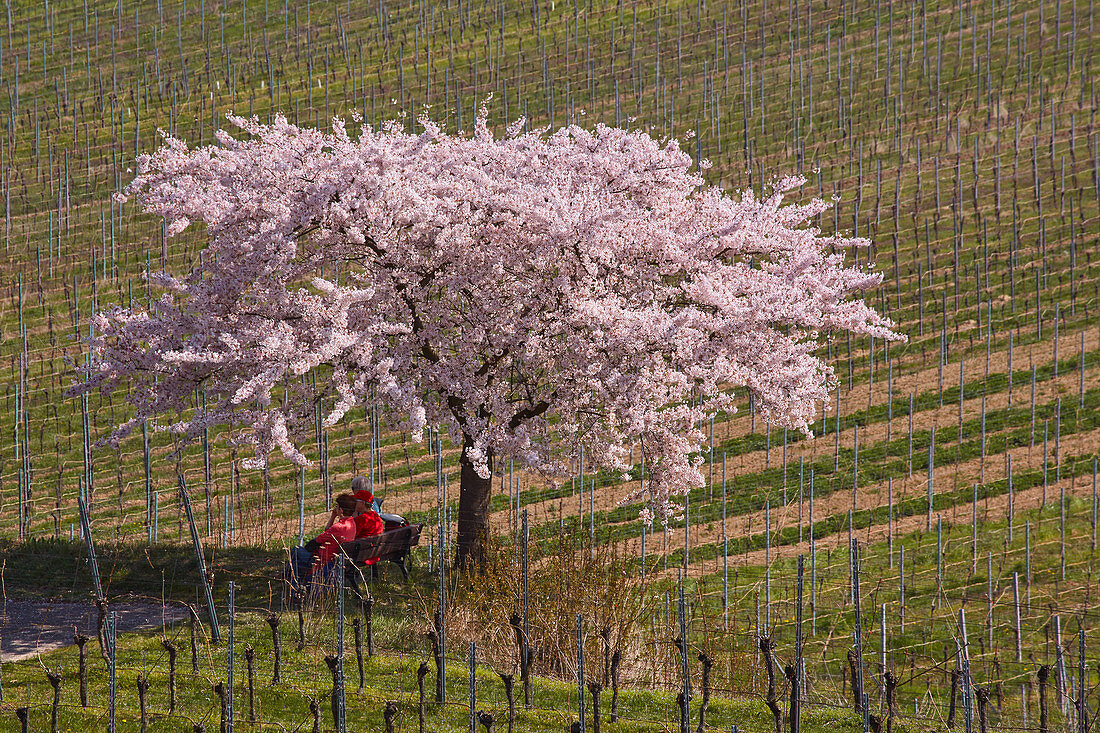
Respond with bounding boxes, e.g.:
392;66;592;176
2;0;1095;544
0;0;1097;725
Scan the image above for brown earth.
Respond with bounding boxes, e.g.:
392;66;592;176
675;469;1096;577
350;328;1096;525
487;355;1098;530
607;425;1100;573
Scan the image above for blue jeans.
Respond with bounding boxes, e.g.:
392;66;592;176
311;560;342;592
288;546;314;594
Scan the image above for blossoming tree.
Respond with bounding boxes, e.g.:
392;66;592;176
77;106;902;568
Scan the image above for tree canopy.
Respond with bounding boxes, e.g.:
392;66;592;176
77;105;902;565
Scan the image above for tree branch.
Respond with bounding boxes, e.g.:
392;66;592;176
508;399;553;430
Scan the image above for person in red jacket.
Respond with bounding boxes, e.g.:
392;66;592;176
350;475;381;511
323;478;380;530
320;479;386;559
311;493;360;571
288;493;358;593
350;486;385;564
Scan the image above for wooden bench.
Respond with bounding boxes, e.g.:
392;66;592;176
285;524;423;605
339;523;423;583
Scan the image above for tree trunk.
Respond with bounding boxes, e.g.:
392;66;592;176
976;687;990;733
884;671;899;733
456;436;493;570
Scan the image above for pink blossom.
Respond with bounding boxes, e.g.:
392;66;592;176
73;109;903;523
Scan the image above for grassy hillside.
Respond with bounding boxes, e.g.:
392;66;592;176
1;607;872;733
0;0;1097;729
0;0;1095;544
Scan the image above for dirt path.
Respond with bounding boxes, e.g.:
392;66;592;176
677;469;1094;576
690;328;1093;461
489;363;1098;530
603;425;1100;567
332;329;1093;527
0;599;190;662
268;327;1094;538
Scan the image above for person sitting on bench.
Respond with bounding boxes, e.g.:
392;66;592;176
350;475;381;512
322;476;380;532
311;493;360;570
288;493;358;592
322;480;385;563
349;486;385;564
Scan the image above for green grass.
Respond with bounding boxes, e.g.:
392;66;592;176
0;606;925;733
608;503;1094;733
0;0;1099;727
1;0;1098;546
